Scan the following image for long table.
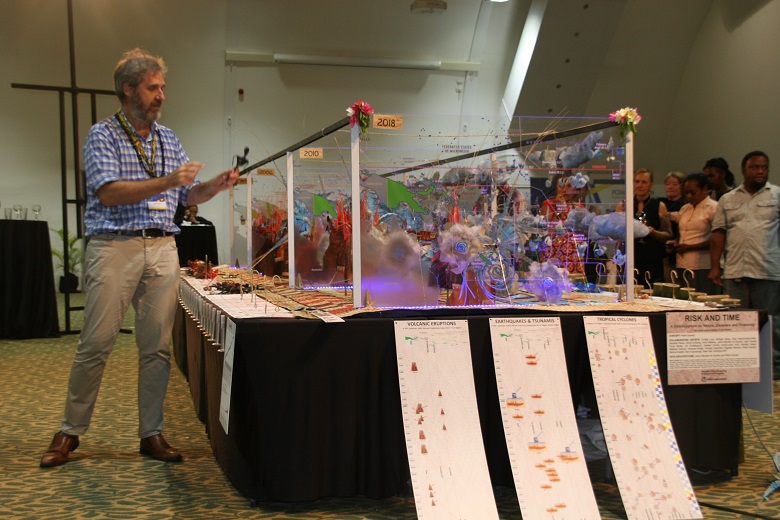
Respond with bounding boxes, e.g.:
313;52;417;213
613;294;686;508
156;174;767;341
173;296;743;503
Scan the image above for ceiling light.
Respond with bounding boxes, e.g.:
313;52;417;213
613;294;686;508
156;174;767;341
274;54;441;70
410;0;447;14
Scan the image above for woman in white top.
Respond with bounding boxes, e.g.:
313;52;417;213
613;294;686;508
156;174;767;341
669;172;719;294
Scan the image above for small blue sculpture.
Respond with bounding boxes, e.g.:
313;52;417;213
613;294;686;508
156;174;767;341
524;261;572;304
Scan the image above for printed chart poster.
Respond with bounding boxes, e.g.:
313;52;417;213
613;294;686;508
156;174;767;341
218;319;237;435
394;320;499;520
666;311;759;385
583;316;702;520
489;317;600;519
205;293;295;319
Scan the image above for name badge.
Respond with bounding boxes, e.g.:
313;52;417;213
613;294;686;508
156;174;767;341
147;194;167;211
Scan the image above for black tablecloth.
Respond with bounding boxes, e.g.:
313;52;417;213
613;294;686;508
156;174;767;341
175;225;218;267
174;307;742;503
0;220;59;338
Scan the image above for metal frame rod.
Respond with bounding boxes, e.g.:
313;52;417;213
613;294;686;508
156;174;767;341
238;117;350;176
10;83;114;96
380;119;618;178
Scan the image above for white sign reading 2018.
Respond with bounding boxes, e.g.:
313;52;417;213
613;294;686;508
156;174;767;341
373;114;403;130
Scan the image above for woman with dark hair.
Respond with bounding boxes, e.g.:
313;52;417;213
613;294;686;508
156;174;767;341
659;171;686;281
703;157;735;201
669;172;718;294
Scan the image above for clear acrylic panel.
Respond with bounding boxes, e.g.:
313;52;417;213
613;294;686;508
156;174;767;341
356;113;628;308
290;128;354;288
237;112;630;307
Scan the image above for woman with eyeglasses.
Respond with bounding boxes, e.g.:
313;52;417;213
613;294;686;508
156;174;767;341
659;171;686;281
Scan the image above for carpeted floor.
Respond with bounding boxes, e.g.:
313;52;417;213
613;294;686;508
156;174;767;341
1;293;779;519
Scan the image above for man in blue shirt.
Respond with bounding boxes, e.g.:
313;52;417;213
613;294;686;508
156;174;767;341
40;48;238;467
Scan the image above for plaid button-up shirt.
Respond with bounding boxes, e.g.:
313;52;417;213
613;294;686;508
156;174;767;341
83;110;196;237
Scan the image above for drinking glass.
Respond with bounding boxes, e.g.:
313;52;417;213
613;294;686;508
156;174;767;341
32;204;41;220
13;205;22;220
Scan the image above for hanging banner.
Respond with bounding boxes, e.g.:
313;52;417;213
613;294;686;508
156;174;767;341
489;317;600;519
583;316;702;520
395;320;498;520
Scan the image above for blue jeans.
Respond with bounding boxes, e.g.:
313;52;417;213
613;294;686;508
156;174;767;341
724;278;780;365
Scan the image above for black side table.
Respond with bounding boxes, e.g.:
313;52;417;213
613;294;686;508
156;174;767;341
0;220;60;338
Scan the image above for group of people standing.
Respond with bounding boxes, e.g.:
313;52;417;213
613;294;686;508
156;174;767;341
645;168;719;295
630;153;780;378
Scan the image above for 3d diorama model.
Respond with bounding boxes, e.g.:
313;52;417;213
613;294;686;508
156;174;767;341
190;104;718;315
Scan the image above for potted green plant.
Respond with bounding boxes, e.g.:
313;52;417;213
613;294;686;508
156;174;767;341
52;229;85;293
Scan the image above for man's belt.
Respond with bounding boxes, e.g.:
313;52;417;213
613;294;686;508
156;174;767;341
109;229;173;238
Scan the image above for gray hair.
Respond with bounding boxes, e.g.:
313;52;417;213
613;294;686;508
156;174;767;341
113;48;167;101
664;171;685;184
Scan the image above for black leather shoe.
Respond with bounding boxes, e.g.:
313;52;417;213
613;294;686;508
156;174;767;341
40;432;80;468
140;434;183;462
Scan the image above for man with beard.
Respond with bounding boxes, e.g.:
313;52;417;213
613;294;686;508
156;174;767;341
709;151;780;379
40;49;238;467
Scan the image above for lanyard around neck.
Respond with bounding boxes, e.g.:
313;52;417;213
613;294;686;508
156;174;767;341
114;111;165;178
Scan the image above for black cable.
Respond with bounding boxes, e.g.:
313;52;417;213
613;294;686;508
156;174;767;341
744;400;780;471
693;402;780;518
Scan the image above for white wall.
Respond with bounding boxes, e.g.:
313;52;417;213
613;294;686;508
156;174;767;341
585;0;779;182
664;0;780;178
583;0;713;175
1;0;229;271
2;0;779;275
1;0;518;271
221;0;522;153
1;0;72;243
